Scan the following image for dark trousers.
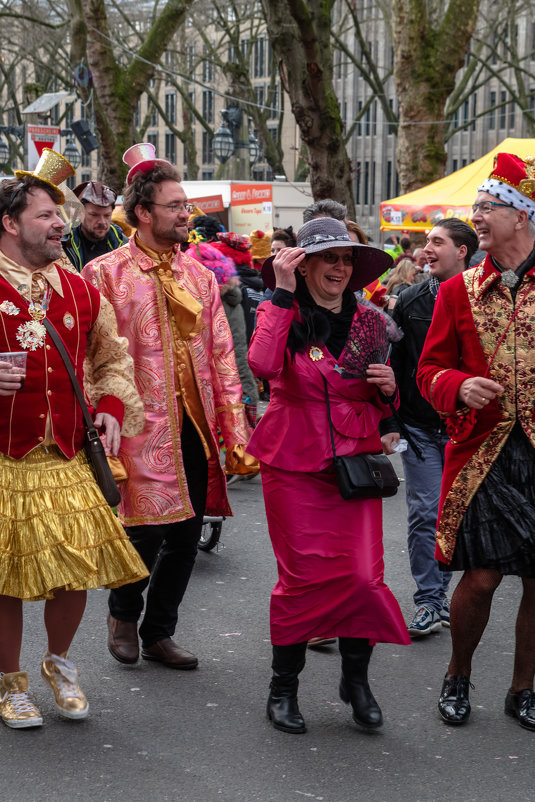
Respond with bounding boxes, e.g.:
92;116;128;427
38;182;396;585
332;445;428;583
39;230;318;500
108;415;208;647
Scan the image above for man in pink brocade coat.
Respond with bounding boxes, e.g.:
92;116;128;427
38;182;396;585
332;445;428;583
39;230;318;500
82;144;250;670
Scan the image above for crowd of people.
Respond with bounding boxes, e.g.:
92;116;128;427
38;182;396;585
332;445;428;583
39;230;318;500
0;143;534;740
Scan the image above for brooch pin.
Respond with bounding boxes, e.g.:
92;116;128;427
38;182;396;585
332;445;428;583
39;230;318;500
500;270;519;289
63;312;75;330
16;320;47;350
309;346;324;362
0;300;20;316
334;364;344;374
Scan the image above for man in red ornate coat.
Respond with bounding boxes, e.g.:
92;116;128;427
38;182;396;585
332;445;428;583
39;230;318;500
417;152;535;731
0;155;146;730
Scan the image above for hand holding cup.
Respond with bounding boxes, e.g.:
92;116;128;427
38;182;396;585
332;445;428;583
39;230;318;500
0;351;27;396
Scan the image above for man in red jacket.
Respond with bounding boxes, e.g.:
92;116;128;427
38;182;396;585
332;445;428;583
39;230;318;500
0;156;146;731
417;152;535;731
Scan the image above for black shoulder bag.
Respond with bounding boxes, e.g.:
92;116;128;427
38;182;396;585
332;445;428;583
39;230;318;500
42;318;122;507
323;376;399;500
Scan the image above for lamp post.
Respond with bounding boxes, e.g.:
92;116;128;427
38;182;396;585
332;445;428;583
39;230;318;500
60;130;82;170
213;105;262;179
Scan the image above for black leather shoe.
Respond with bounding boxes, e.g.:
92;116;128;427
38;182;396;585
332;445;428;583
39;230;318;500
438;674;472;724
267;692;306;734
107;615;139;664
505;689;535;731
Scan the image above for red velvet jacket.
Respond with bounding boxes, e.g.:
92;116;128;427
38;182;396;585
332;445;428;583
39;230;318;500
417;255;535;563
0;269;120;459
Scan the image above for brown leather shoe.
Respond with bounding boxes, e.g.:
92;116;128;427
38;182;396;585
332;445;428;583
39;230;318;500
107;614;139;664
141;638;198;670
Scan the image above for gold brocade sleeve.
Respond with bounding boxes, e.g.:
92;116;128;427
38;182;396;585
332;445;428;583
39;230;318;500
84;296;145;437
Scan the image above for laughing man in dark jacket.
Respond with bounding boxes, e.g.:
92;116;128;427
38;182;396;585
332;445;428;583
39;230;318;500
381;218;478;638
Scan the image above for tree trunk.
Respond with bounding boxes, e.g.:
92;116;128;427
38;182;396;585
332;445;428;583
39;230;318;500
392;0;481;193
67;0;191;191
262;0;355;218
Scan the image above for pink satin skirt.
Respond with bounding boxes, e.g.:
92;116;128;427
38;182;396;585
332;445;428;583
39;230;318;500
261;463;410;647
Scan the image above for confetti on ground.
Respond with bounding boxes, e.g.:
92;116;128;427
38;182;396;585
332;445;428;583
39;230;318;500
219;632;241;637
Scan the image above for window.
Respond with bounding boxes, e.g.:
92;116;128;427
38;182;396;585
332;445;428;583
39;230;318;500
147;132;158;150
509;101;515;128
364;161;369;206
133;99;141;129
489;91;496;130
372;101;377;135
386;161;392;199
499;91;506;128
165;92;176;125
186;44;195;75
357;101;363;136
81;149;91;168
254;38;265;78
269;84;279;119
364;106;371;136
148;101;158;128
355;161;361;205
463;98;469;130
255;85;265;109
202;90;214;124
452;159;458;172
201;169;214;180
371;161;376;205
202;47;214;83
165;132;176;163
202;131;213;164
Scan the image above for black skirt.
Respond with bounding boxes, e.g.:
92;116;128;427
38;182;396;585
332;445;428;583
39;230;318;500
445;422;535;576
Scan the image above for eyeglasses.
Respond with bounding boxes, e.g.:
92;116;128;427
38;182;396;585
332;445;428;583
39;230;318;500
149;201;194;214
471;201;514;214
319;250;354;266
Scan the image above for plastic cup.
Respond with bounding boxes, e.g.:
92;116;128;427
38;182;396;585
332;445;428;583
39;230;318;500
0;351;27;389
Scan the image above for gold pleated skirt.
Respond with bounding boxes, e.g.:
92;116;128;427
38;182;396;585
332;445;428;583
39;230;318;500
0;446;148;600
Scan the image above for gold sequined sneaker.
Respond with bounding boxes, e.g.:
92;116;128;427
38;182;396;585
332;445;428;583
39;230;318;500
41;653;89;720
0;671;43;729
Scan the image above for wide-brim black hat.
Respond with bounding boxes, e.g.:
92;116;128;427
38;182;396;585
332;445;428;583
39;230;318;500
261;218;392;292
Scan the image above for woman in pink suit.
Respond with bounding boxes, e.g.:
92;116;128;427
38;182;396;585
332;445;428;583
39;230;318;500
247;218;410;735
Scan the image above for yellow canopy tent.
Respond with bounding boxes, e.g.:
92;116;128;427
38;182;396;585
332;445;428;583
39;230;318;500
380;138;535;232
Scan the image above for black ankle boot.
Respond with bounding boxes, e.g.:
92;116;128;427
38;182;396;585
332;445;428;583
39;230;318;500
267;643;307;734
338;637;383;729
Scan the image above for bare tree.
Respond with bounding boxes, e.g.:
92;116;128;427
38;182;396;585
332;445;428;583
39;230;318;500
66;0;193;190
392;0;482;193
261;0;355;216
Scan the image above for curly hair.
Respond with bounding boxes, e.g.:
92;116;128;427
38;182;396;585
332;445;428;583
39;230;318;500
122;163;182;227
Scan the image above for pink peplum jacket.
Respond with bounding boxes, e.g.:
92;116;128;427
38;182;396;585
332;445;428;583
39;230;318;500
246;300;397;472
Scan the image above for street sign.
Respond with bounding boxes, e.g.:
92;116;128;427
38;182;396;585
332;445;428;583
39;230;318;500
27;125;61;170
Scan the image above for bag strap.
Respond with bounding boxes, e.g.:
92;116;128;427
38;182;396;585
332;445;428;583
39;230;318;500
42;318;95;433
322;375;338;459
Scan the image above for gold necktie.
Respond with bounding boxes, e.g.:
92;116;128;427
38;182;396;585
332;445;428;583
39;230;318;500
154;262;204;339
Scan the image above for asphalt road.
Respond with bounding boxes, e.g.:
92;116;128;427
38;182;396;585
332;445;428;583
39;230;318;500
2;454;533;802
